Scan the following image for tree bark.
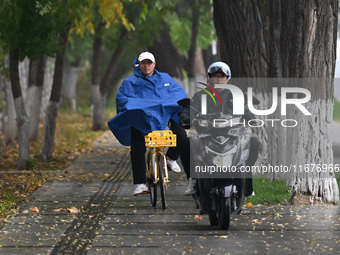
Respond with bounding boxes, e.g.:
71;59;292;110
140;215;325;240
187;0;201;79
0;68;9;134
9;50;29;168
213;0;269;78
91;49;122;130
91;9;141;130
4;77;16;145
62;64;80;112
92;29;129;131
149;22;187;79
27;56;46;141
213;0;339;203
91;23;104;131
40;26;69;161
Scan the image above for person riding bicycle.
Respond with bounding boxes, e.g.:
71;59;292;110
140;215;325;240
179;61;260;196
108;52;188;195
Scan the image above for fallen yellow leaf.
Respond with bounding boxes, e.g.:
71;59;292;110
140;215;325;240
52;208;64;212
67;207;79;214
31;207;39;213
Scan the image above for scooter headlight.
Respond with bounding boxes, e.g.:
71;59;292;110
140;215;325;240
198;119;209;127
212;154;233;167
206;146;237;167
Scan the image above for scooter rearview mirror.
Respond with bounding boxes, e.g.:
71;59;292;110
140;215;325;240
177;98;200;113
177;98;191;107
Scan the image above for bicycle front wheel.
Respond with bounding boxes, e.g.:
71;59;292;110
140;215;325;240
157;155;166;209
146;153;157;207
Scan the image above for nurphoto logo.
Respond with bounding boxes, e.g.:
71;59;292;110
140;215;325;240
199;82;312;128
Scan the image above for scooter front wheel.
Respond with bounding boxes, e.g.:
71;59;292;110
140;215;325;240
209;213;218;226
217;197;231;230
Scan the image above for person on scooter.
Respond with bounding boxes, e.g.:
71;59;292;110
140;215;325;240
108;52;188;196
180;61;259;196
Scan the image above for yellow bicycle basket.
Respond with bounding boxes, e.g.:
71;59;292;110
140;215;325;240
145;130;177;148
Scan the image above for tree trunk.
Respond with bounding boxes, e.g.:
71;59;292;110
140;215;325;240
287;86;338;203
27;56;46;141
0;71;7;133
213;0;339;203
40;58;55;121
4;77;16;145
149;21;187;79
91;48;122;129
93;28;129;130
9;50;29;168
62;64;80;112
40;27;69;161
213;0;269;78
91;23;104;131
187;0;200;79
195;49;206;78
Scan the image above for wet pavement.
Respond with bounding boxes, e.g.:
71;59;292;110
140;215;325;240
0;131;340;255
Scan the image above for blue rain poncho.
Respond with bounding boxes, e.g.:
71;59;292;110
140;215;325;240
107;59;186;146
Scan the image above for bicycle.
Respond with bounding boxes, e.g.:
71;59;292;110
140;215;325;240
145;130;177;209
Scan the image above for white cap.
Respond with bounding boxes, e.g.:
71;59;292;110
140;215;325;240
138;52;155;63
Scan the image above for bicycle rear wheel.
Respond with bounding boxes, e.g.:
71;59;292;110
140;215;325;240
146;153;157;207
157;155;166;209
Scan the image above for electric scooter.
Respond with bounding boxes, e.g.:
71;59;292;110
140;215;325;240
179;98;253;230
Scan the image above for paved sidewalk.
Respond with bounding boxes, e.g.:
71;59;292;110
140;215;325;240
0;130;339;254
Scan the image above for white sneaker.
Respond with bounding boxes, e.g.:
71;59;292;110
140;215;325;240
133;184;149;196
185;178;197;196
166;158;182;173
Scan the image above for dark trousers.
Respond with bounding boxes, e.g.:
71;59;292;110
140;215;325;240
130;119;189;184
